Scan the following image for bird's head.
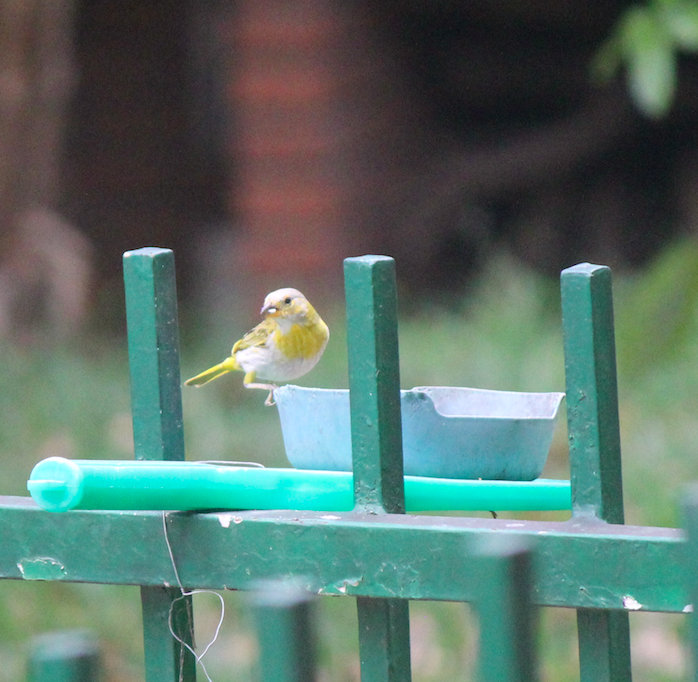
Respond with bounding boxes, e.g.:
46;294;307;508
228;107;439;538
261;288;312;322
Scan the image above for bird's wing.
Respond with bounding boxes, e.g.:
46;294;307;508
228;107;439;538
232;318;276;354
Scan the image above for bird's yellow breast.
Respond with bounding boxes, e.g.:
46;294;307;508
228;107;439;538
274;322;328;360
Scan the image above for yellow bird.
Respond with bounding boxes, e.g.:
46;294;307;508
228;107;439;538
185;288;329;405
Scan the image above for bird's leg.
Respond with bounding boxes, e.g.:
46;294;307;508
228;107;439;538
244;383;278;405
243;372;278;406
245;384;277;406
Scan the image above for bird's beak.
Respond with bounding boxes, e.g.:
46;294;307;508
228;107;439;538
261;304;278;316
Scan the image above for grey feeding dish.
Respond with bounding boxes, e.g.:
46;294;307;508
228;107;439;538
274;385;565;481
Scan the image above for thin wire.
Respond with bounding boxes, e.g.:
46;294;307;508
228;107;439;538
162;511;225;682
162;511;184;588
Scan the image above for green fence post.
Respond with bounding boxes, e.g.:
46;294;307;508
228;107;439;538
561;263;631;682
682;486;698;682
344;256;411;682
251;582;317;682
473;537;538;682
124;248;185;462
27;630;100;682
123;248;196;682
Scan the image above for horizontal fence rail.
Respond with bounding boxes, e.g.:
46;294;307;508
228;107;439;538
0;498;686;612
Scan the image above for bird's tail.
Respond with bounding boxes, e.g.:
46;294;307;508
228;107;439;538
185;356;239;386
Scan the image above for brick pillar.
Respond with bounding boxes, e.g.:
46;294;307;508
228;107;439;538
221;0;432;304
224;0;347;295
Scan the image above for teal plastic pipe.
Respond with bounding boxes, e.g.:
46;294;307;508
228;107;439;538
27;457;571;513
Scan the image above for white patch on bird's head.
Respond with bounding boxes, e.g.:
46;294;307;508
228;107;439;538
260;288;308;319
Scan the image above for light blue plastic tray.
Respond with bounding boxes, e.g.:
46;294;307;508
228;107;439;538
274;385;565;481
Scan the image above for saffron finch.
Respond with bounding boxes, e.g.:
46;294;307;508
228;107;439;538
185;288;329;405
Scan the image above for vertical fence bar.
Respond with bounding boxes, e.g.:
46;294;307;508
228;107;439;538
561;263;624;523
561;263;631;682
682;486;698;682
251;582;317;682
27;630;100;682
344;255;411;682
473;537;538;682
344;255;405;514
124;247;185;462
356;598;411;682
141;587;195;682
123;248;196;682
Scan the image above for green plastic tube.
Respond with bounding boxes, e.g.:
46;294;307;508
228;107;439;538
27;457;571;513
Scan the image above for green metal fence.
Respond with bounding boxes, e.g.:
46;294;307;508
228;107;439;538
2;246;697;681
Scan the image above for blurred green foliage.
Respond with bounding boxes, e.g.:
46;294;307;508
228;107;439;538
593;0;698;117
2;242;698;680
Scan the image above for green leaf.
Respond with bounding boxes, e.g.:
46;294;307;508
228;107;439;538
662;1;698;50
620;6;677;118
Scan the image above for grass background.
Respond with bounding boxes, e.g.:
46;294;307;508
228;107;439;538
2;243;698;680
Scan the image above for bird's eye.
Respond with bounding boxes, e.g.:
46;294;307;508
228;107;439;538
284;297;292;305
